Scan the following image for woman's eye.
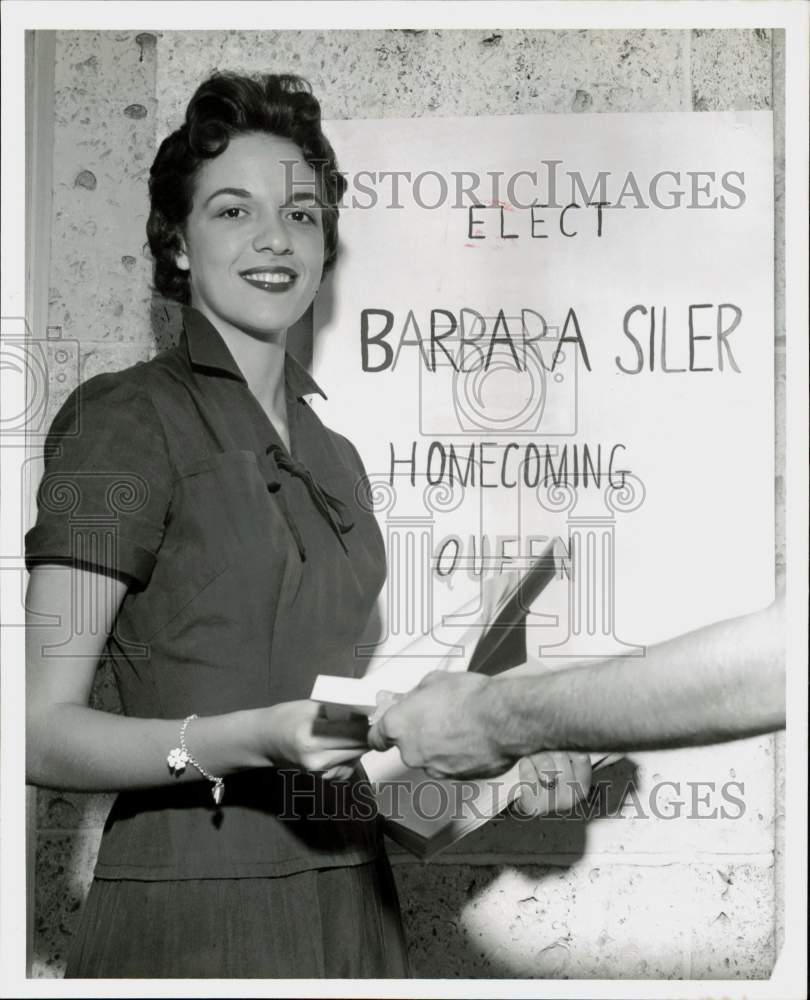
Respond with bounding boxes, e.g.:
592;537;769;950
287;209;316;224
218;207;246;220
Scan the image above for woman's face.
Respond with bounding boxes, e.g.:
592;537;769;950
176;132;325;340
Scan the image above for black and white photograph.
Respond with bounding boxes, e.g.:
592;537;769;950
1;2;807;996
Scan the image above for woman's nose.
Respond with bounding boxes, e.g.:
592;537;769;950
253;216;292;255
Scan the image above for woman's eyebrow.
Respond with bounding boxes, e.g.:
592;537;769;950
283;190;325;208
203;187;253;207
202;188;324;208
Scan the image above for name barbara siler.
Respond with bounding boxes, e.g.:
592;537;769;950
359;302;742;375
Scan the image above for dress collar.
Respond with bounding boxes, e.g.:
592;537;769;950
181;305;327;400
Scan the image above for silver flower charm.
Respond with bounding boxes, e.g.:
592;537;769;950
167;747;188;773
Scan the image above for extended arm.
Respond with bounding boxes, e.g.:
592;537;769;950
26;565;368;791
493;596;785;756
368;597;785;778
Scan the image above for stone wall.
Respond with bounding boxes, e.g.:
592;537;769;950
31;28;784;978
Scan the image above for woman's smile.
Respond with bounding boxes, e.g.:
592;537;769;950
239;265;299;293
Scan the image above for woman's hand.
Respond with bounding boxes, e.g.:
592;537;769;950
26;566;368;790
264;700;370;775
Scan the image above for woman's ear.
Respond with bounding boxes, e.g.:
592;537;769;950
174;236;190;272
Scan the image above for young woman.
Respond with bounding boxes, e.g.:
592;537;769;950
25;71;410;978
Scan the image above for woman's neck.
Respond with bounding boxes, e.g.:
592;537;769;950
194;306;288;417
231;334;287;416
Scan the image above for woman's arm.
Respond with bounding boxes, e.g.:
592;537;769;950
26;565;368;791
367;597;785;777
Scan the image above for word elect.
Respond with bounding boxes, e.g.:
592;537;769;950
466;201;608;240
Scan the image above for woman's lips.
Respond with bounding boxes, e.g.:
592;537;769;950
240;267;298;293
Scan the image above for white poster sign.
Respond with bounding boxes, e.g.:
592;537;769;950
313;111;774;668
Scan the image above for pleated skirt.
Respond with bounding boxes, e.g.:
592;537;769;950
65;856;410;979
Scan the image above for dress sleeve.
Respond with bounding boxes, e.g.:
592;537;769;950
25;371;173;587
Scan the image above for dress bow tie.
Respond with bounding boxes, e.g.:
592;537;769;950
264;444;354;561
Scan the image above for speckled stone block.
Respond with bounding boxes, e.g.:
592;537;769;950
36;791;115;832
689;862;775;978
32;829;103;978
155;28;690;137
49;32;158;345
691;29;773;111
78;342;154;382
393;859;774;978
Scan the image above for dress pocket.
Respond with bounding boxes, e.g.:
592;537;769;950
175;449;259;480
127;451;262;640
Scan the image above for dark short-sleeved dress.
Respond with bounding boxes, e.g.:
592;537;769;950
25;306;409;978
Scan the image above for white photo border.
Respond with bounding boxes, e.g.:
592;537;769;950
1;3;807;998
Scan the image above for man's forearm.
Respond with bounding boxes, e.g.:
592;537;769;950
486;599;785;755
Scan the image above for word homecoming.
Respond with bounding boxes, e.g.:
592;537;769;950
360;303;743;374
389;440;630;490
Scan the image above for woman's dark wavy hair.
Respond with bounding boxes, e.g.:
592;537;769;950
147;72;347;304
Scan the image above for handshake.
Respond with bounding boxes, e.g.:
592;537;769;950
357;669;594;819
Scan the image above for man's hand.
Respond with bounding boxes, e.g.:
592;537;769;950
512;751;592;817
367;670;513;779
